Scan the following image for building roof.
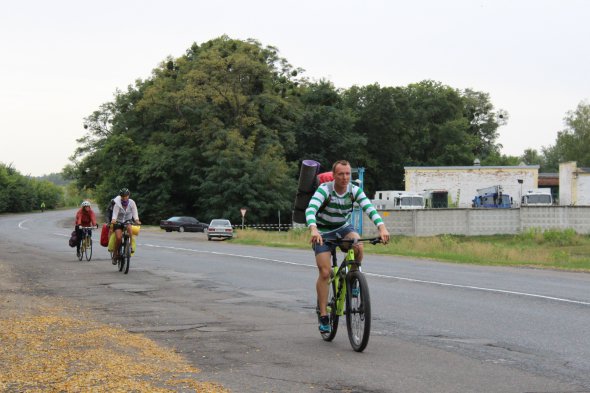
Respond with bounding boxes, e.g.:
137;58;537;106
405;165;540;170
538;173;559;186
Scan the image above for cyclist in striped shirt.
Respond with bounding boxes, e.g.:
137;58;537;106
306;160;390;333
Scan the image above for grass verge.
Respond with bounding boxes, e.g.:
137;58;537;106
230;227;590;272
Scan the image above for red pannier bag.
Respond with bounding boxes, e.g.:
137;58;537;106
100;224;109;247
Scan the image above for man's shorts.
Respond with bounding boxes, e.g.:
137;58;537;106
312;224;356;256
112;222;128;231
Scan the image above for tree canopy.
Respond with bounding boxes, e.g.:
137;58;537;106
68;36;509;223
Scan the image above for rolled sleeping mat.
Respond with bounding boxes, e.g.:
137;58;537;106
297;160;320;193
292;209;307;224
293;160;320;219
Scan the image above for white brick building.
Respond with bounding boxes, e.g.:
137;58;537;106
404;164;540;208
559;161;590;206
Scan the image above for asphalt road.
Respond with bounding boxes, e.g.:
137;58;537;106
1;209;589;392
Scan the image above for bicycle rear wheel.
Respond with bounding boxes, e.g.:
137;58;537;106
345;270;371;352
84;237;93;261
318;271;339;341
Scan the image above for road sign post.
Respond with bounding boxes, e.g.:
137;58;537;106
240;208;247;230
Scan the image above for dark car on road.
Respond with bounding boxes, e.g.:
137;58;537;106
160;216;208;233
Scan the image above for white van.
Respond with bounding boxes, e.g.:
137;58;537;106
521;189;553;206
373;191;425;210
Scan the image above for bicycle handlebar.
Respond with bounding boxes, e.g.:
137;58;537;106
78;226;96;230
322;237;383;246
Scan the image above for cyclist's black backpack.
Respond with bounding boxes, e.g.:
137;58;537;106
68;230;77;247
105;199;115;222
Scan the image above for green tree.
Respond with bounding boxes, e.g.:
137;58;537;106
0;163;63;213
518;148;551;171
544;101;590;170
290;80;365;171
342;81;492;192
69;36;300;223
32;180;63;210
480;151;520;166
461;89;508;160
342;83;408;192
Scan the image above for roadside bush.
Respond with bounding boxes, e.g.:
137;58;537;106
440;234;459;248
518;227;543;243
518;227;579;246
543;228;579;246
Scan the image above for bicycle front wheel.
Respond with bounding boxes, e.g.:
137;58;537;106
117;241;124;272
85;237;93;261
346;270;371;352
122;238;131;274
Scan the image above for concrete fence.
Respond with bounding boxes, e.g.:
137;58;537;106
362;206;590;237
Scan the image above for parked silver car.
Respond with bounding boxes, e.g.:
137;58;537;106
207;219;233;240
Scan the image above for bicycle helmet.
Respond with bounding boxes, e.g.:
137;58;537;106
119;188;130;196
81;201;91;207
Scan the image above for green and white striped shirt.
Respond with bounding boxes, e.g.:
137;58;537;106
305;181;384;233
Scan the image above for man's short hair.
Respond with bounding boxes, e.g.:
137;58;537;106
332;160;351;173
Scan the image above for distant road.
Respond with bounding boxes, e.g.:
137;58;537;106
1;210;589;392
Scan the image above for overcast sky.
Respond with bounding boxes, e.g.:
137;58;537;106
1;0;588;176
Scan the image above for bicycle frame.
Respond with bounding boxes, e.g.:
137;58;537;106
331;247;360;316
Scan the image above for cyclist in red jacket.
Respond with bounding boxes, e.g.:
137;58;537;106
75;201;97;257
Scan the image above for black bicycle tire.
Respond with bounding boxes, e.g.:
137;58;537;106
345;270;371;352
85;237;92;261
78;235;84;261
319;272;339;341
123;238;130;274
117;238;124;272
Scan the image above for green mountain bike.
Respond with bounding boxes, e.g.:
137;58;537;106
317;236;381;352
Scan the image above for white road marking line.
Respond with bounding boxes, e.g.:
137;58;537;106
18;220;29;229
144;243;590;307
367;272;590;306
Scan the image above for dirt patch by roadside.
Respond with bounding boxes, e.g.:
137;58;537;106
0;262;229;393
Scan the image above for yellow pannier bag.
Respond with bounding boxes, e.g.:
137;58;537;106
108;232;116;252
108;227;138;254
